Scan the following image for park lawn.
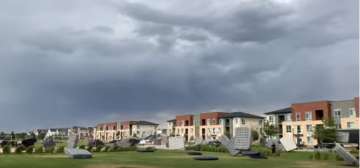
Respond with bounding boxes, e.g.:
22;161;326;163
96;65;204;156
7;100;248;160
0;150;351;168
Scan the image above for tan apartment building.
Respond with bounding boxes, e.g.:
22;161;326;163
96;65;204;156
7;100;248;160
175;114;195;142
331;97;359;129
264;108;292;138
282;100;331;147
95;122;117;142
220;112;264;139
118;121;159;139
173;112;264;142
166;119;176;136
200;112;228;141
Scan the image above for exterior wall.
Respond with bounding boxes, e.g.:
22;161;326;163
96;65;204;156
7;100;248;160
291;101;331;121
167;121;176;136
231;117;263;136
282;120;322;146
131;124;157;138
331;98;358;129
95;122;117;142
199;112;227;140
175;115;195;142
340;117;359;129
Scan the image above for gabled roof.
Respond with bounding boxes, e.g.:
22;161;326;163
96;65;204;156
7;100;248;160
221;112;264;119
130;120;159;126
167;119;176;122
264;107;292;115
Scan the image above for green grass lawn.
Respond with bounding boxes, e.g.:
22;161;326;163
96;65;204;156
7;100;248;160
0;150;351;168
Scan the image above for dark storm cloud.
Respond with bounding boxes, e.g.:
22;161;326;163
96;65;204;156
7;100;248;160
0;0;357;131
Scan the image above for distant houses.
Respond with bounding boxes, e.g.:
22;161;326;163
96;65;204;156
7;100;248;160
95;121;159;142
172;111;264;142
29;97;358;148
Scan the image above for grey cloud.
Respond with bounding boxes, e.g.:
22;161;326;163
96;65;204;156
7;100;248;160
0;0;357;131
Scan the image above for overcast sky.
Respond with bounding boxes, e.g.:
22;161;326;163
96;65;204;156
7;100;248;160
0;0;358;132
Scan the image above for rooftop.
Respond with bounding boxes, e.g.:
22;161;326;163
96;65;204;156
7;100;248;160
264;107;292;115
221;112;264;119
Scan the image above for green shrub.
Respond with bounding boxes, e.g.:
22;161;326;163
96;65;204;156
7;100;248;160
186;144;228;153
336;154;344;161
251;145;272;157
2;145;11;154
55;146;65;153
79;145;86;149
86;146;92;151
34;146;43;153
15;146;25;154
314;152;321;160
44;146;55;153
322;152;329;160
94;146;102;152
25;146;33;154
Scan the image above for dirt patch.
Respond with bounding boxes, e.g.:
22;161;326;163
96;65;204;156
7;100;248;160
85;164;158;168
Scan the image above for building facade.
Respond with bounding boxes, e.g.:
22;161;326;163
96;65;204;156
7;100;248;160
95;121;158;142
166;119;176;136
173;112;264;142
331;97;359;129
264;107;292;138
282;100;331;147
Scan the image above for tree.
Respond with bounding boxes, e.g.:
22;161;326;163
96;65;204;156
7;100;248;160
263;122;278;138
314;119;336;144
15;133;27;140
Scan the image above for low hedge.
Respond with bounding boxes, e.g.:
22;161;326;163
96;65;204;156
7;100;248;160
25;146;34;154
15;146;25;154
2;145;11;154
185;144;228;153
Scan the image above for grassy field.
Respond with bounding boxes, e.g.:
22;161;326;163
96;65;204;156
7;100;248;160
0;150;351;168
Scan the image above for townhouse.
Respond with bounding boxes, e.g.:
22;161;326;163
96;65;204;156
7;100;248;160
173;112;264;142
220;112;264;139
95;122;117;142
72;126;95;140
265;97;359;147
95;120;158;142
166;119;176;136
264;108;292;138
118;121;159;139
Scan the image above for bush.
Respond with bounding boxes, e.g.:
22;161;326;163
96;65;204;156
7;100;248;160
86;146;92;151
252;145;272;157
314;152;321;160
101;146;110;152
336;154;344;161
252;130;259;141
15;146;25;154
185;144;228;153
55;146;65;153
44;146;55;153
2;145;11;154
25;146;33;154
78;145;86;149
34;146;43;153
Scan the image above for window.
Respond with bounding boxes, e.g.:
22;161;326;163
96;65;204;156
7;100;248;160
296;112;301;121
285;114;291;121
241;118;246;125
269;116;274;122
306;125;312;132
349;108;356;117
286;125;291;133
347;122;355;128
212;119;216;125
258;120;262;125
305;112;312;120
307;136;313;144
297;125;301;133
